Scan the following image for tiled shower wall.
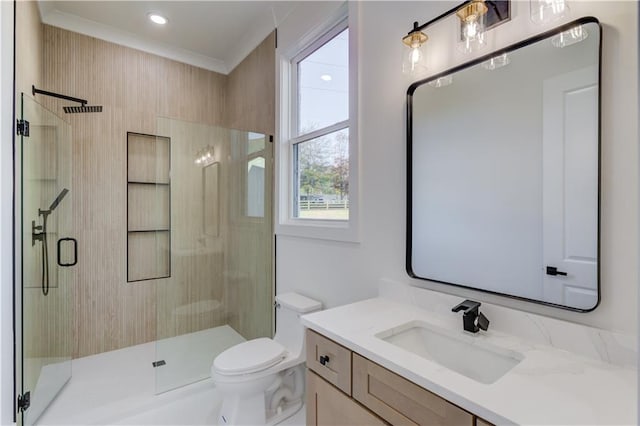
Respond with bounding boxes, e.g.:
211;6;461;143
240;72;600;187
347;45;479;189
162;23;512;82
38;23;274;358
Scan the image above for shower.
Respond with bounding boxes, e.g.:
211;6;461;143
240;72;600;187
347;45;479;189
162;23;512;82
32;188;69;296
27;84;98;296
32;85;103;113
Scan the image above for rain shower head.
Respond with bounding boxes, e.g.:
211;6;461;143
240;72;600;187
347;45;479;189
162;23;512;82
49;188;69;211
63;105;103;114
32;85;103;114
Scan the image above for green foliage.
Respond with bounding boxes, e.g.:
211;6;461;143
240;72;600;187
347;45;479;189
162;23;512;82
297;128;349;200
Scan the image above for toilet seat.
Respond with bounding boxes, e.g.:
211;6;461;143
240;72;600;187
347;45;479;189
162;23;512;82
214;338;286;376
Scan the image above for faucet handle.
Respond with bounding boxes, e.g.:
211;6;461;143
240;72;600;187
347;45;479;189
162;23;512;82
452;299;488;333
477;312;490;331
452;299;480;314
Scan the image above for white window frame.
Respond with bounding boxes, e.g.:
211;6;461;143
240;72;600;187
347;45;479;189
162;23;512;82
275;5;359;242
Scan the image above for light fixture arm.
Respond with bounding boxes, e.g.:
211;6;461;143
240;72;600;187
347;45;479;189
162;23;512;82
405;1;474;36
404;0;507;36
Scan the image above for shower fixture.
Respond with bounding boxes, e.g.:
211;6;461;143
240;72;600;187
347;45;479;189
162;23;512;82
32;85;103;113
32;188;69;296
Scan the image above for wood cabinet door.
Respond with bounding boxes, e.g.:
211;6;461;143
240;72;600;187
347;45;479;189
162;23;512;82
352;354;473;426
306;329;352;395
307;369;386;426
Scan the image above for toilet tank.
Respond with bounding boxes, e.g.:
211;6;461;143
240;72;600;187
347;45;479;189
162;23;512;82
273;292;322;357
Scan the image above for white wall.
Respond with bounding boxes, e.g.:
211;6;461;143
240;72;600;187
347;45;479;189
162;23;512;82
276;1;638;335
0;1;15;423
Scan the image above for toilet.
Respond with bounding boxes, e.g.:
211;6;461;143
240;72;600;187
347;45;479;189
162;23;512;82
211;292;322;425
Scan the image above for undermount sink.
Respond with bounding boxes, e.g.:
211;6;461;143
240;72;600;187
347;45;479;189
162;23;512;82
376;321;524;384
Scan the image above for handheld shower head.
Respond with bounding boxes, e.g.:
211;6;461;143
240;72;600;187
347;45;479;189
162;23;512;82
49;188;69;211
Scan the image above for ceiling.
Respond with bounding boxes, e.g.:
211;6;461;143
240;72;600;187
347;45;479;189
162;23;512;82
37;1;299;74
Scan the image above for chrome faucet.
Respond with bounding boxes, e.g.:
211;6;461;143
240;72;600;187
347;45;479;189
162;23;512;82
452;300;490;333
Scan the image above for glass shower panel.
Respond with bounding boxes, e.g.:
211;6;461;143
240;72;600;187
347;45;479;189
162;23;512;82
19;95;73;425
154;118;273;393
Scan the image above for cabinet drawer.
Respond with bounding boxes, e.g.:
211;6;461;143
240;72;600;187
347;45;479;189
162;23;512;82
353;354;474;426
306;329;352;395
307;370;387;425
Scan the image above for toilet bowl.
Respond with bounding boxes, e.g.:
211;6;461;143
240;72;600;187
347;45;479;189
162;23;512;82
211;292;322;425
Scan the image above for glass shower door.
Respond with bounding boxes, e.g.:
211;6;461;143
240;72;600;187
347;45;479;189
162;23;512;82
154;118;274;393
18;94;74;425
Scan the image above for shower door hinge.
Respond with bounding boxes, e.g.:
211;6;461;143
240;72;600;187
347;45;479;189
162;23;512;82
17;391;30;412
17;119;29;137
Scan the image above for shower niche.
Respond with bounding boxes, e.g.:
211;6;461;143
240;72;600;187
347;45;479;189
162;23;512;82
126;132;171;282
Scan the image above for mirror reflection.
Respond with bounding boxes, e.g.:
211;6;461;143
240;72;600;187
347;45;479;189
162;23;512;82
203;162;220;237
408;19;600;311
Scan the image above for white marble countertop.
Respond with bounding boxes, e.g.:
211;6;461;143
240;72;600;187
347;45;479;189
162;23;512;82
302;297;637;425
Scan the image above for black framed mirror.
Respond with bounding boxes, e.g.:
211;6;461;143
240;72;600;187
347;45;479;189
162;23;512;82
407;17;601;311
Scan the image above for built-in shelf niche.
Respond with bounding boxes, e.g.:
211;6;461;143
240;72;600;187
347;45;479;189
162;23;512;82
127;132;171;282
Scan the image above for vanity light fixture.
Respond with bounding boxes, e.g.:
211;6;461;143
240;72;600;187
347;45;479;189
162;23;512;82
481;52;510;70
148;13;168;25
402;1;510;75
402;22;429;75
194;146;215;166
427;75;453;88
456;0;489;53
530;0;568;25
551;25;587;48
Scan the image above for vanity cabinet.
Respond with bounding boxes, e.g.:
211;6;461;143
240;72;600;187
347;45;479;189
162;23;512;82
306;329;492;426
307;370;386;425
306;326;352;394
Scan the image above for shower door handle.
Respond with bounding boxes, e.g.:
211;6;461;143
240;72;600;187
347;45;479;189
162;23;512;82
57;238;78;267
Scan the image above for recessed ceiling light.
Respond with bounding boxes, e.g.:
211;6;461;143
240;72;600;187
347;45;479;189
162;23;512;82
320;74;332;81
148;13;168;25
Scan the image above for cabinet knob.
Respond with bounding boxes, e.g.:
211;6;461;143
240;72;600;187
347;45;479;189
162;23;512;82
319;355;330;366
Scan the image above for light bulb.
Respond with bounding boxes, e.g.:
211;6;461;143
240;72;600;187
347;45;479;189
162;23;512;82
402;28;428;76
531;0;568;25
148;13;168;25
456;0;487;53
427;75;453;88
410;47;421;68
463;19;478;39
550;0;566;15
460;19;484;53
551;25;587;48
481;53;510;70
403;45;426;74
570;25;584;39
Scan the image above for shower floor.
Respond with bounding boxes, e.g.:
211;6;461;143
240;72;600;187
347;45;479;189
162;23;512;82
35;326;305;425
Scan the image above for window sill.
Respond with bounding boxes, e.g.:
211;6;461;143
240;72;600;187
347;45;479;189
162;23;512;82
275;218;359;243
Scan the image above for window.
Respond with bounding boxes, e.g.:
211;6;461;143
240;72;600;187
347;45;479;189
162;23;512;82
246;133;266;218
276;7;358;242
291;22;349;221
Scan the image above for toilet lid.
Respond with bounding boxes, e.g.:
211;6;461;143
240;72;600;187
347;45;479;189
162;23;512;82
214;338;286;375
